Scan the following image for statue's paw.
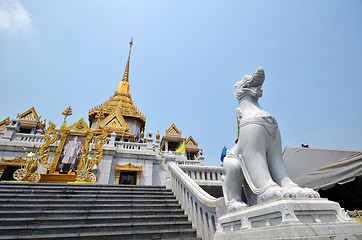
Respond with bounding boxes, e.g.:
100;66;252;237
227;200;248;212
281;189;297;199
257;185;283;204
283;186;319;199
304;188;320;198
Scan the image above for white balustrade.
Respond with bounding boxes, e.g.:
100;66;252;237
180;165;224;182
13;133;46;144
167;162;219;240
115;141;147;151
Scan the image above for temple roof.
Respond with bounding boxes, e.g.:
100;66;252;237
165;123;182;136
0;117;10;130
185;135;202;152
88;39;146;129
16;107;40;121
89;93;145;121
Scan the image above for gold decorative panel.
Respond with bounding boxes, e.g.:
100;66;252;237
186;136;198;147
16;107;40;121
0;117;10;130
166;123;181;136
99;111;129;132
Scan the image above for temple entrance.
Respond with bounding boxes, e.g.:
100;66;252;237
120;171;137;185
115;163;143;185
0;166;19;181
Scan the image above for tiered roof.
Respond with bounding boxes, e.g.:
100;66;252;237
88;39;145;133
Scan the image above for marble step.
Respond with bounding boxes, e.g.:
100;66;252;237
0;203;182;212
0;208;186;218
0;183;200;239
0;215;190;227
0;193;176;201
0;221;194;235
0;228;200;240
0;193;176;202
0;198;179;206
0;189;174;195
0;182;169;191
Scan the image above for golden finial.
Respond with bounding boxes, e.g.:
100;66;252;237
156;130;160;141
39;119;46;131
117;38;133;94
95;111;104;121
62;106;72;122
140;130;144;139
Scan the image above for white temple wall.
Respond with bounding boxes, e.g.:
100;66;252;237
97;154;114;184
152;162;165;186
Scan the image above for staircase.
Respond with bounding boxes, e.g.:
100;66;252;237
0;182;201;239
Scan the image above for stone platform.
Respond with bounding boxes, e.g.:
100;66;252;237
214;198;362;240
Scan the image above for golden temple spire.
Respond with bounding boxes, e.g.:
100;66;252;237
117;38;133;95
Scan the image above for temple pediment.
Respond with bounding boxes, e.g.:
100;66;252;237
0;117;10;130
186;136;198;147
16;107;40;121
166;123;181;136
68;118;92;132
100;111;129;132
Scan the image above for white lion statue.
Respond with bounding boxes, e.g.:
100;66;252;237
222;67;319;212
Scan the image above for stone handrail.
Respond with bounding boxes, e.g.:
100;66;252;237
115;141;147;151
167;162;219;240
180;165;224;182
12;133;46;144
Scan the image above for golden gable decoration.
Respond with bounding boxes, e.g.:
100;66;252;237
186;136;198;147
16;107;40;121
166;123;181;136
99;110;129;132
0;117;10;130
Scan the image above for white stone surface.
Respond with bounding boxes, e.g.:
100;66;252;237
215;198;362;240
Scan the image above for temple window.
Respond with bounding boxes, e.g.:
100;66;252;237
19;127;32;134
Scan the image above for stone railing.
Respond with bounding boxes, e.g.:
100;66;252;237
173;159;201;166
114;141;147;151
167;162;220;240
12;133;46;144
162;151;201;165
180;165;224;182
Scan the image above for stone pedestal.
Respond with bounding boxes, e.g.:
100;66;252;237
214;199;362;240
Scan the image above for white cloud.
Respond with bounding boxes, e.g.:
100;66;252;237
0;0;33;34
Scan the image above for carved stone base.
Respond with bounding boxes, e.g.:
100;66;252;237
214;199;362;240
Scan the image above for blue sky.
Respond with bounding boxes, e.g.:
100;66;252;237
0;0;361;166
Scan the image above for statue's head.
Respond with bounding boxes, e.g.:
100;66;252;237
234;67;265;100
